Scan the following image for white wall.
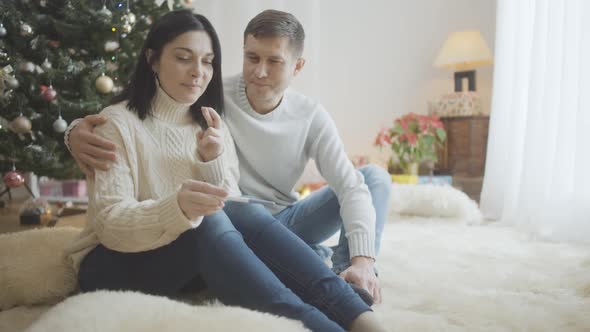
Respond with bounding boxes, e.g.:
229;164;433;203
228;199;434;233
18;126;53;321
191;0;496;164
318;0;496;164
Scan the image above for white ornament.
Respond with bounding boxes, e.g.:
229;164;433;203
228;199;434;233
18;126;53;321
0;23;7;37
104;40;120;52
20;22;33;36
20;62;35;73
98;5;112;18
41;58;52;70
52;116;68;133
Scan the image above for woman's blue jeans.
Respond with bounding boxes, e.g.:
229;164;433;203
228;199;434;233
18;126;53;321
78;203;370;332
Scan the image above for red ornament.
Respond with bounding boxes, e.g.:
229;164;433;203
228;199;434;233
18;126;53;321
3;171;25;188
48;40;61;48
41;85;57;101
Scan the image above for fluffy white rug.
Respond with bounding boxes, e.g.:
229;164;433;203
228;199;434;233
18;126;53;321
24;291;307;332
373;218;590;331
2;185;589;331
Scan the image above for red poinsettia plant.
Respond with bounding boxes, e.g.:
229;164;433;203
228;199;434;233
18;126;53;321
374;113;446;174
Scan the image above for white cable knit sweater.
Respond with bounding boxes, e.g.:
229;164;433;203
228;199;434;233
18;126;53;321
64;86;240;271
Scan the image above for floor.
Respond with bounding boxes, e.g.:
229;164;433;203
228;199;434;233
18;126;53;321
0;199;85;234
2;199;590;331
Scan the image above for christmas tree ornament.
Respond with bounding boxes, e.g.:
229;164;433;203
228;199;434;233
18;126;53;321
121;10;137;25
122;21;133;34
53;115;68;133
5;76;19;89
98;5;113;19
19;22;34;37
141;15;153;25
0;23;7;37
112;85;124;94
181;0;193;8
48;40;60;48
104;40;120;52
41;58;52;70
0;51;10;62
11;114;32;134
19;62;36;73
30;36;40;50
3;170;25;188
96;74;114;94
39;0;47;7
41;85;57;102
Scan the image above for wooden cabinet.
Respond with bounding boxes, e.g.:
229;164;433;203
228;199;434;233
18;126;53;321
436;116;489;202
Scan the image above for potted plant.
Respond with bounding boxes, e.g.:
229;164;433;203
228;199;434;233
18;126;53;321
374;113;446;179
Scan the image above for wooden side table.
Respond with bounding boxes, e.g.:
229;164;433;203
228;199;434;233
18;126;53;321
436;115;490;202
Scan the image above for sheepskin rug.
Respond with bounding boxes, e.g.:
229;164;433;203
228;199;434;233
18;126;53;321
372;219;590;331
24;291;307;332
1;184;589;331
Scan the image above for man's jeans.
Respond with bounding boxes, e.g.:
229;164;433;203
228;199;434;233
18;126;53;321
274;164;392;274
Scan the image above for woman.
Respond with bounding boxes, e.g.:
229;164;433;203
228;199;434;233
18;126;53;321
65;10;385;332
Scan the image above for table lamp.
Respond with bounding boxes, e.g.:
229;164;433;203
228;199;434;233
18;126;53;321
434;30;493;92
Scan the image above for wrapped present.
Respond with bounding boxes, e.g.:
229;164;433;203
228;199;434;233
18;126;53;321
391;174;418;184
418;175;453;186
429;92;485;117
62;180;87;197
39;178;63;197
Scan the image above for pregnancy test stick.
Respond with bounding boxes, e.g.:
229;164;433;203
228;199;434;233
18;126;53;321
225;196;277;207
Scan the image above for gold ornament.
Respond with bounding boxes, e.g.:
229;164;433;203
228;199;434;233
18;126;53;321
11;115;32;134
95;74;114;94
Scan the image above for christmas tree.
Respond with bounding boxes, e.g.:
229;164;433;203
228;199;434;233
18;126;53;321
0;0;190;179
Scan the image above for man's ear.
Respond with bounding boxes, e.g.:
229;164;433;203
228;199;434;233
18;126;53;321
293;57;306;76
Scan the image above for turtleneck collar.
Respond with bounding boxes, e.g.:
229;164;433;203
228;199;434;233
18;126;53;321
236;75;285;120
151;83;193;124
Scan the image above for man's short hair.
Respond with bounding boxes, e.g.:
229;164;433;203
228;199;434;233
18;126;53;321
244;9;305;57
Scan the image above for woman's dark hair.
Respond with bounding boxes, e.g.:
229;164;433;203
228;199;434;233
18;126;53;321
113;10;223;129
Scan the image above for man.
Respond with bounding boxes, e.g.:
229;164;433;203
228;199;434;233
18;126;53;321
66;9;391;304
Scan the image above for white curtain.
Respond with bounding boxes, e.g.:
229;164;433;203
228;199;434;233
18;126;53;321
188;0;321;98
480;0;590;243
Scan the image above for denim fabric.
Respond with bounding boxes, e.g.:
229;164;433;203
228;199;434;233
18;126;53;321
79;207;369;331
273;164;392;274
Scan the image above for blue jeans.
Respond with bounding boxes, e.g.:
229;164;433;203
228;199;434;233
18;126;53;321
79;206;369;332
274;164;392;274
